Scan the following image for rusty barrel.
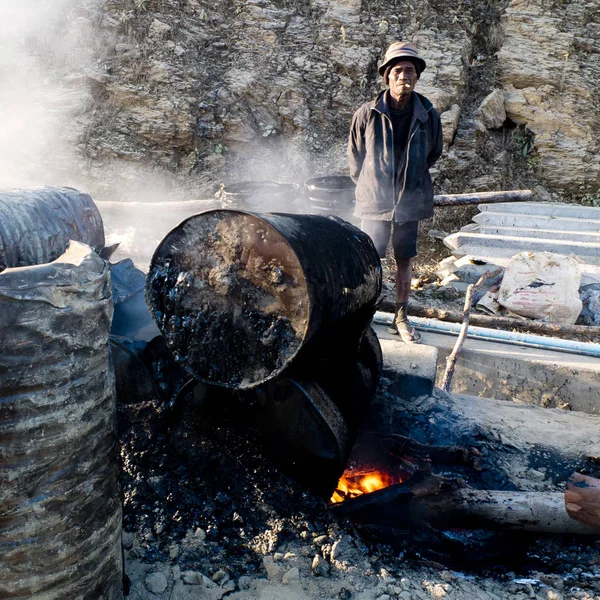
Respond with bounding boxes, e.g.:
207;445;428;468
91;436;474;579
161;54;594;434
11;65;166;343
0;186;105;270
304;175;356;221
146;209;381;389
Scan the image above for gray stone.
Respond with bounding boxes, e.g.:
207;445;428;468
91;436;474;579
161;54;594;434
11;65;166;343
237;576;253;590
263;556;282;582
182;570;204;585
330;536;356;564
476;89;506;130
282;567;301;584
312;554;330;576
145;571;169;594
580;285;600;325
440;104;460;150
211;569;228;583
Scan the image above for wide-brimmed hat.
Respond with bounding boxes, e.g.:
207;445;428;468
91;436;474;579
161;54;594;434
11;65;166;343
378;42;426;77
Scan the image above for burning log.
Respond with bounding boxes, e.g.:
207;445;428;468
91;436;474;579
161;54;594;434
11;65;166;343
331;474;600;535
433;189;532;207
0;186;105;271
146;210;381;389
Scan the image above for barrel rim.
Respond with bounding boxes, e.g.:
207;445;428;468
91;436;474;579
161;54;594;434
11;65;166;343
222;180;300;196
304;175;356;192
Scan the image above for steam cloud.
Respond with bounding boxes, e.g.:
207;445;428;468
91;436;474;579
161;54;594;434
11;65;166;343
0;0;99;189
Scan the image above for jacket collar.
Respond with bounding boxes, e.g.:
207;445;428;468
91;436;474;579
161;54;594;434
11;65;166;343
373;89;431;123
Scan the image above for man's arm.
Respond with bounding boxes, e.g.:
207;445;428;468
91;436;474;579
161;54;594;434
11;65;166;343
427;110;443;168
348;108;367;184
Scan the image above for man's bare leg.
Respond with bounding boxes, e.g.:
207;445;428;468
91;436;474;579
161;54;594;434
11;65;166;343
388;257;420;342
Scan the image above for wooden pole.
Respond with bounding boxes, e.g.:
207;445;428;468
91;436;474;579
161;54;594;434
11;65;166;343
332;482;600;535
412;489;600;535
433;190;532;207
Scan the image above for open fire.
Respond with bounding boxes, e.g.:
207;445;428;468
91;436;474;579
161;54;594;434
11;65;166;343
330;468;399;504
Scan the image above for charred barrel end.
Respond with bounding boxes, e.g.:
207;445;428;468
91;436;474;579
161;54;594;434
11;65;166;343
145;210;311;389
145;210;381;391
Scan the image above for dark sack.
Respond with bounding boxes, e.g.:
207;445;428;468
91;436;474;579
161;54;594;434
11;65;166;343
0;241;123;600
0;186;105;271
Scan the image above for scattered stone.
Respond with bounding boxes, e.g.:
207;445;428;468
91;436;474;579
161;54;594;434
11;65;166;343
263;556;282;582
399;577;411;590
145;571;169;594
237;576;252;590
476;89;506;130
169;544;180;561
282;567;301;584
312;554;330;576
211;569;228;584
182;571;204;585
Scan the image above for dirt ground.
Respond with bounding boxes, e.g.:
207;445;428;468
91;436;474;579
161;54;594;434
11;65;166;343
120;386;600;600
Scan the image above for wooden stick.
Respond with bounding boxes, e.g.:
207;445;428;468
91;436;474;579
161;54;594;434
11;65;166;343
433;190;532;207
565;472;600;528
440;268;502;392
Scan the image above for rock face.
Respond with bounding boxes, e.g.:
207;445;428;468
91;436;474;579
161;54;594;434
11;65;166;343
498;0;600;192
3;0;600;201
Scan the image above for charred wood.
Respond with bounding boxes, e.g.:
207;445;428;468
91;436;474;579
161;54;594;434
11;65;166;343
333;481;600;535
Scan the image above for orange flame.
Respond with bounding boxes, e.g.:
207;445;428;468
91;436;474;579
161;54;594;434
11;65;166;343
330;469;396;504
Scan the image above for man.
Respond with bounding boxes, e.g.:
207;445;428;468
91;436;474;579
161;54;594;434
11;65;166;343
348;42;442;343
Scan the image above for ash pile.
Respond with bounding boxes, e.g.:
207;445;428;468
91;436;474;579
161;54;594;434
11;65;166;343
5;187;600;600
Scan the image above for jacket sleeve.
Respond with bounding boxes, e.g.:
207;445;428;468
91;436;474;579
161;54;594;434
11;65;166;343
427;109;443;168
348;108;367;184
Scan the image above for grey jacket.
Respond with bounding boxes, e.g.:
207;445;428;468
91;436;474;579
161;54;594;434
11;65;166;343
348;90;443;222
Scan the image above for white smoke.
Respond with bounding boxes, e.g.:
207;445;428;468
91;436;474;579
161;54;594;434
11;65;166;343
0;0;99;188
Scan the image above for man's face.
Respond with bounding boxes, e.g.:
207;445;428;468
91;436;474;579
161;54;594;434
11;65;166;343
389;60;418;102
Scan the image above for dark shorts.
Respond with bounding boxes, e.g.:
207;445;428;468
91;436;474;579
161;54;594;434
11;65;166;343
361;219;419;260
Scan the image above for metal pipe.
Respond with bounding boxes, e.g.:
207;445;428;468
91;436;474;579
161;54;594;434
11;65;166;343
373;311;600;358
